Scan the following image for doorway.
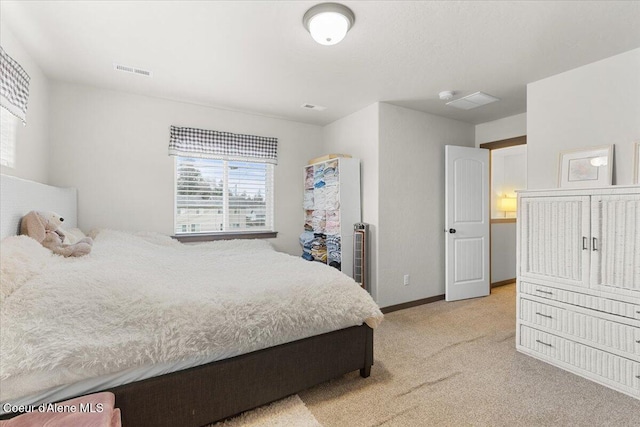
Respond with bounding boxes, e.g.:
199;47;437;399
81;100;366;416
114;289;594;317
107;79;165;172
479;136;527;288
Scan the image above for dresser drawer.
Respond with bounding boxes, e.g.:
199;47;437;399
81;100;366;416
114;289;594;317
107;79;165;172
520;281;640;320
520;326;640;393
520;298;640;357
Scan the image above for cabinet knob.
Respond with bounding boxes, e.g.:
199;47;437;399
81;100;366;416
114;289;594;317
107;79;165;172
448;228;456;234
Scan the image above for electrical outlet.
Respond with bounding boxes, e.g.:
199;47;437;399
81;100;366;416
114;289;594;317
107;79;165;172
403;274;410;286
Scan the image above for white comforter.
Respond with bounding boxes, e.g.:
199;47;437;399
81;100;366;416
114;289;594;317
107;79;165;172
0;230;382;401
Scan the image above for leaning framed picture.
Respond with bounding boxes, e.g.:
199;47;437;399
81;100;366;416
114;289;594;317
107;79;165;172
558;145;613;188
635;142;640;184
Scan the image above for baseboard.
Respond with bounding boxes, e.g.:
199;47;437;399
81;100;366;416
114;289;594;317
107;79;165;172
491;278;515;288
381;294;445;314
381;281;514;313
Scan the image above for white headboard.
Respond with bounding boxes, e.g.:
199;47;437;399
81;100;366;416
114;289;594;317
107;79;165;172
1;174;77;239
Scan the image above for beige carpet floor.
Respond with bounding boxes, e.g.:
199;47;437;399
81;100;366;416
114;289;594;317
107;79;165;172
299;284;640;426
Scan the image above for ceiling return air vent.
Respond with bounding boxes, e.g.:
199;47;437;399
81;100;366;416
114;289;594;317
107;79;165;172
113;63;153;77
301;103;327;111
446;91;499;110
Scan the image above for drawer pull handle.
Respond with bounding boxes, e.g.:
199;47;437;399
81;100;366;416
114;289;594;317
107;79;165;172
535;289;553;295
536;312;553;319
536;339;553;348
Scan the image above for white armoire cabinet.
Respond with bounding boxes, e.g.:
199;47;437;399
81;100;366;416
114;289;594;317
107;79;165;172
301;157;361;277
517;186;640;399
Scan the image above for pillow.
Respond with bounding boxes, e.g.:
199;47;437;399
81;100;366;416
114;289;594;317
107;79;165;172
0;235;54;303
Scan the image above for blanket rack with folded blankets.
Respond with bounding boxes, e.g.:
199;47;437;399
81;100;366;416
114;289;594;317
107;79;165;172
0;174;383;427
301;156;361;275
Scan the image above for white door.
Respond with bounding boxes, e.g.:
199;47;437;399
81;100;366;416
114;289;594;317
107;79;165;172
445;145;490;301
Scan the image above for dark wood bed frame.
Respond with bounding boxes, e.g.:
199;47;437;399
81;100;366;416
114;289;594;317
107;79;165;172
0;176;375;426
2;324;373;427
112;324;373;426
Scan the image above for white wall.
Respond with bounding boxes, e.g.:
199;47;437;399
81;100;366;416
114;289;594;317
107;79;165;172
48;82;322;256
490;222;517;283
475;113;526;146
377;103;475;307
0;22;50;183
322;103;380;300
528;48;640;189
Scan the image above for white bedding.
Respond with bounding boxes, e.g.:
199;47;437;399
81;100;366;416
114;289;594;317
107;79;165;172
0;230;382;404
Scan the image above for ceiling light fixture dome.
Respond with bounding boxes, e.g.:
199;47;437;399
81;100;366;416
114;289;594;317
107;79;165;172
303;3;355;46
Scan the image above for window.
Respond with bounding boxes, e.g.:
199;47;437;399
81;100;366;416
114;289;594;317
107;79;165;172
1;47;30;169
0;108;17;167
175;157;274;234
169;125;277;238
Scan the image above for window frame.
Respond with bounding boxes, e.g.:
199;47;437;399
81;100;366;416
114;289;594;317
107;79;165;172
172;157;277;242
0;108;18;168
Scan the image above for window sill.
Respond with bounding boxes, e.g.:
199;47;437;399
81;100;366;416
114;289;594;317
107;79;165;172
172;231;278;243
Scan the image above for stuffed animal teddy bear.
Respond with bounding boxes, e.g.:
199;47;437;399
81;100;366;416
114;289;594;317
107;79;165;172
20;211;93;257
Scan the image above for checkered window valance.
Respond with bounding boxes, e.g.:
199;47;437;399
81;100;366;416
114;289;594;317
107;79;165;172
169;125;278;165
0;46;30;124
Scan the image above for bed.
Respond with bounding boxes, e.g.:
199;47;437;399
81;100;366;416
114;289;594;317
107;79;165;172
0;174;382;426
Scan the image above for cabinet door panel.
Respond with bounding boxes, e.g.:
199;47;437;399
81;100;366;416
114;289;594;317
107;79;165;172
520;196;590;287
591;195;640;295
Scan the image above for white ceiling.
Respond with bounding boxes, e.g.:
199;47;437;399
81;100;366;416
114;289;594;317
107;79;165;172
2;1;639;126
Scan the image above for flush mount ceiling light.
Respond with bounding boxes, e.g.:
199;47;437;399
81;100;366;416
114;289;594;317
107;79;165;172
303;3;355;46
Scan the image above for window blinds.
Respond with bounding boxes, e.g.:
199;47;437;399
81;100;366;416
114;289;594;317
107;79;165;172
175;157;274;234
0;46;30;124
0;108;17;167
169;125;278;164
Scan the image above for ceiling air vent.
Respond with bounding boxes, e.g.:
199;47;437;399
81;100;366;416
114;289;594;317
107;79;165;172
113;63;153;77
446;91;499;110
301;103;326;111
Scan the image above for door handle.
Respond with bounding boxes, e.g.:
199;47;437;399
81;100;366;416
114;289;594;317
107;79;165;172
448;229;456;234
582;237;588;250
592;237;598;251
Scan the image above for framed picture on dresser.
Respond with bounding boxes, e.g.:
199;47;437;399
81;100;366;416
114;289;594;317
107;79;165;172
558;144;613;188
